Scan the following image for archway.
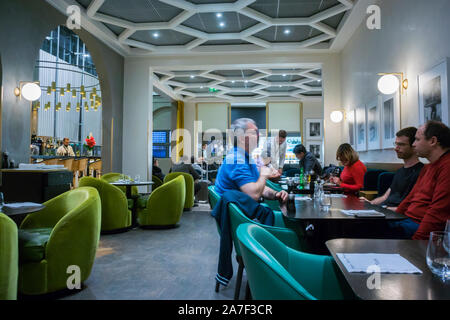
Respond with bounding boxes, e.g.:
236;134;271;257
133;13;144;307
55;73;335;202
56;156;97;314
31;25;102;158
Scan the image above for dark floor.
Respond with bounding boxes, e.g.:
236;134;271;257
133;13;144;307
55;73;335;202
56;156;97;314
61;203;246;300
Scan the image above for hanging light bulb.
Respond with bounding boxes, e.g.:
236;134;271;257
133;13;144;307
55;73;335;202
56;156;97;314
72;89;77;98
91;101;95;109
89;92;94;102
56;102;61;111
60;88;65;96
47;86;52;95
66;102;71;112
66;83;71;92
84;102;89;112
80;85;85;96
92;87;97;97
51;81;56;92
76;102;81;112
34;101;40;110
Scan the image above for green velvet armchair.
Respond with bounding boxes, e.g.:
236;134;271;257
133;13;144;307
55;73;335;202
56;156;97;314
152;175;163;190
0;213;18;300
18;187;101;295
101;172;139;197
79;176;132;232
164;172;194;209
137;175;185;228
237;223;354;300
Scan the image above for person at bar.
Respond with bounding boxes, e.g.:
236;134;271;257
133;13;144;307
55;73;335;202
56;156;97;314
360;127;424;210
391;121;450;240
214;118;288;203
152;157;165;181
170;155;202;199
293;144;323;175
56;137;75;156
331;143;367;195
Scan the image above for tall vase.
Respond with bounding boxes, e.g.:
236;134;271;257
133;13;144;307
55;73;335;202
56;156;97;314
86;149;93;156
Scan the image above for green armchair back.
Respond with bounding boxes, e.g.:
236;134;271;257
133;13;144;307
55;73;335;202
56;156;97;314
164;172;194;209
237;223;353;300
18;187;101;295
79;176;132;231
101;172;139;197
137;175;185;227
0;213;18;300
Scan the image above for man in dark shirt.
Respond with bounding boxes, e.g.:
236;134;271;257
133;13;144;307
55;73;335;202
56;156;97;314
293;144;323;175
152;157;165;181
170;156;202;196
361;127;423;209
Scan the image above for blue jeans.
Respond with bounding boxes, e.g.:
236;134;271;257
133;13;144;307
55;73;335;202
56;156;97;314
385;218;420;239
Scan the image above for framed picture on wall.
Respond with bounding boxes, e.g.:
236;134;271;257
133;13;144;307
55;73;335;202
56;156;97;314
366;96;382;150
306;140;323;165
347;109;356;149
356;106;366;152
418;58;450;126
305;119;323;140
381;92;400;149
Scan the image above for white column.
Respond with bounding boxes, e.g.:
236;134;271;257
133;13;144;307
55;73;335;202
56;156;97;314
122;58;153;191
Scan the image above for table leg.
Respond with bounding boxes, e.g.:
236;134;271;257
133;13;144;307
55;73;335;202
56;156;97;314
127;185;138;228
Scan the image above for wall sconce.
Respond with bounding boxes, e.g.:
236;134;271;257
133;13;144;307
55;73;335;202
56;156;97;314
330;110;344;123
14;81;41;101
377;72;408;95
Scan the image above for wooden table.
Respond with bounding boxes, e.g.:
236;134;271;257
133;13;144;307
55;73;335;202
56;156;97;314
280;195;407;254
110;181;154;227
326;238;450;300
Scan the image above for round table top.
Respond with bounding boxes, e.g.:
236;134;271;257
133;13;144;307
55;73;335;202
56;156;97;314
110;181;154;186
2;203;45;217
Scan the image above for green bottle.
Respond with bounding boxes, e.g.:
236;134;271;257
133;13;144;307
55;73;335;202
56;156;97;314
299;167;304;189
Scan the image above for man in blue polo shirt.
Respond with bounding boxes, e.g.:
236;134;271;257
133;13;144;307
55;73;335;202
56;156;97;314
215;118;288;203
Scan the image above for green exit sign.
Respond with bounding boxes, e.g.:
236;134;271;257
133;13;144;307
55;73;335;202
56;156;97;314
209;87;218;93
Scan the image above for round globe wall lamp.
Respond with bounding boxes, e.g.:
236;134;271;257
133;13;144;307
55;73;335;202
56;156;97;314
377;73;408;95
14;81;42;101
330;110;344;123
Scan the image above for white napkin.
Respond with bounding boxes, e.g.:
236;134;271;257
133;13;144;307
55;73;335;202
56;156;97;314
295;196;312;201
336;253;422;274
340;209;385;217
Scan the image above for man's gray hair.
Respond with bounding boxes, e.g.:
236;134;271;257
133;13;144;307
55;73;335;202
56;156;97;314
230;118;257;132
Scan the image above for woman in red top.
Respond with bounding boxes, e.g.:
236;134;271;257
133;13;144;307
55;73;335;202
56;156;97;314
330;143;367;195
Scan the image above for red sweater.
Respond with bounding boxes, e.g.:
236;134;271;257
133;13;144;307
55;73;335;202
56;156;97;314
396;151;450;240
340;160;367;194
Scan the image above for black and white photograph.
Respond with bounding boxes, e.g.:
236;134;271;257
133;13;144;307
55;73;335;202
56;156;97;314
305;119;323;140
381;92;400;149
306;141;323;164
367;97;381;150
418;58;449;125
347;109;356;148
356;107;366;151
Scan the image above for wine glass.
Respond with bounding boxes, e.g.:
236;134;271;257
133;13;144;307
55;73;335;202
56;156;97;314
426;231;450;282
134;174;141;183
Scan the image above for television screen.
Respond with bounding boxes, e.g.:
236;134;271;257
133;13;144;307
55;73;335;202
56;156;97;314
153;131;168;144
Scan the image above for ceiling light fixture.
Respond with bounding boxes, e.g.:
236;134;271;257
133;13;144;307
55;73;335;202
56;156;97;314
377;73;408;95
14;81;42;101
153;32;159;38
216;13;222;18
190;75;195;79
330;110;344;123
282;74;286;77
284;29;291;35
219;22;225;28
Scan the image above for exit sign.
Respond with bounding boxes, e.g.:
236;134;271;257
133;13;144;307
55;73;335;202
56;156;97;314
209;87;218;92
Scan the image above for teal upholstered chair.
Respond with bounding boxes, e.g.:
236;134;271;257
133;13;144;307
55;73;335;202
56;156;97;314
101;172;139;197
18;187;101;295
266;179;283;192
164;172;194;209
237;223;354;300
0;213;18;300
137;175;185;228
79;176;132;232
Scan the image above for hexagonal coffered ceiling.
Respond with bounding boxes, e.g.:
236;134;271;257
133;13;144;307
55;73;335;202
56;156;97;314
67;0;355;55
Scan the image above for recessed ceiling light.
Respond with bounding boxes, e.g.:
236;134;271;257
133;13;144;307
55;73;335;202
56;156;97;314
200;86;203;89
190;75;195;79
279;85;282;87
282;74;286;77
231;80;235;83
244;80;248;83
216;13;222;18
153;32;159;38
284;29;291;35
318;79;322;82
219;22;225;28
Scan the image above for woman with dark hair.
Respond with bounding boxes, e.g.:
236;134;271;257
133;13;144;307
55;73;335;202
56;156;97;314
331;143;367;195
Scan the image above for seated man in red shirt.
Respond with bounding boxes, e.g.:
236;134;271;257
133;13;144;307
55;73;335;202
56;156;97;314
391;121;450;240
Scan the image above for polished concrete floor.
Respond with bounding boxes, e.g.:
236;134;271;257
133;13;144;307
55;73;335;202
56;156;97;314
61;204;246;300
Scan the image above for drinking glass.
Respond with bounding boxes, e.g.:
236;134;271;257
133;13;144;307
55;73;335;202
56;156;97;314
134;174;141;183
426;231;450;282
320;192;332;212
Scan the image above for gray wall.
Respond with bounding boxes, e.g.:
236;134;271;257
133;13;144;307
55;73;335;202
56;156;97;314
0;0;124;172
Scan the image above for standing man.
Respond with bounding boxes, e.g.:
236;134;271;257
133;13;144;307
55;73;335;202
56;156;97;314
360;127;424;210
293;144;322;175
261;130;287;174
391;121;450;240
56;138;75;156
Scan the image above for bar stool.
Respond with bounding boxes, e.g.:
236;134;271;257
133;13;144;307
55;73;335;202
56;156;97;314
72;158;88;188
89;160;102;178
